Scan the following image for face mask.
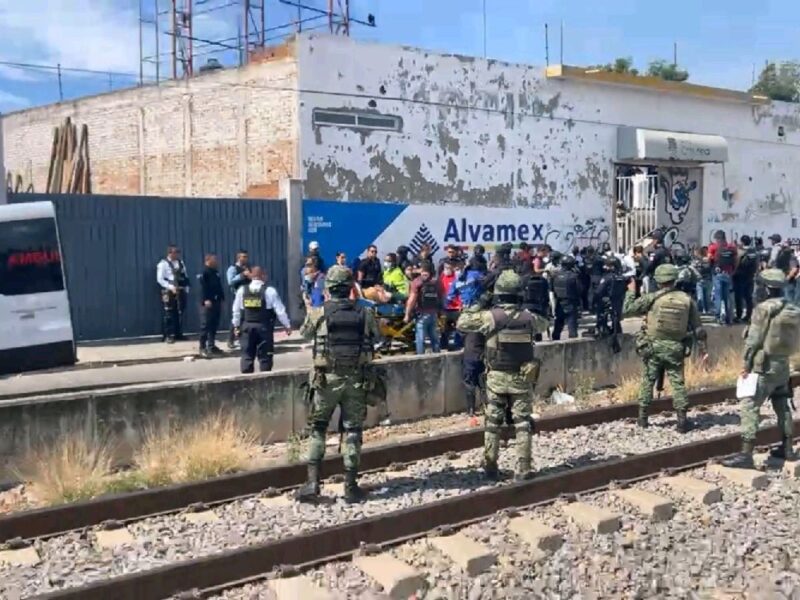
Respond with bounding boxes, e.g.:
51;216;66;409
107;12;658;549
304;274;315;283
383;262;393;270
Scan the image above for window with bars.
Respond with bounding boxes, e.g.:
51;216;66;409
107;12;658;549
312;109;401;132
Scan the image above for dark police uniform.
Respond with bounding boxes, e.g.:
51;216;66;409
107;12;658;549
199;264;225;353
232;281;291;373
552;259;581;340
157;257;190;341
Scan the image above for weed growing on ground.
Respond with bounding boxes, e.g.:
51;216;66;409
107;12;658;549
571;372;596;403
15;433;113;505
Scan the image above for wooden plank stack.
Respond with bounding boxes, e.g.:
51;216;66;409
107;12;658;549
46;117;92;194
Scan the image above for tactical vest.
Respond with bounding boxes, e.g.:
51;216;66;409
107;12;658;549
763;301;800;356
553;270;579;303
716;246;736;269
609;276;628;309
243;288;275;325
318;301;366;369
485;308;534;372
418;280;440;310
737;248;758;276
646;290;690;341
522;275;549;315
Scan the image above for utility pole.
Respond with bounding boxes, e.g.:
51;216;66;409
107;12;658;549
673;41;677;67
482;0;487;58
544;23;549;67
154;0;160;82
57;64;63;101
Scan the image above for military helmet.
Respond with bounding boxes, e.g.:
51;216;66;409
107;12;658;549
654;263;679;283
494;270;522;295
561;255;576;269
757;268;787;289
325;265;353;289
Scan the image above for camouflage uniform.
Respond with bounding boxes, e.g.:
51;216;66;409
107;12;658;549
296;266;381;503
456;271;549;479
623;264;707;432
734;268;799;465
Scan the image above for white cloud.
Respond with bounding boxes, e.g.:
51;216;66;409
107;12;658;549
0;89;31;111
0;0;238;80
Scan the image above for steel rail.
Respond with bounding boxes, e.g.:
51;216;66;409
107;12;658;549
0;382;758;544
35;421;798;600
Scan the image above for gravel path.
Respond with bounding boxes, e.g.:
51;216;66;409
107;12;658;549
0;402;771;598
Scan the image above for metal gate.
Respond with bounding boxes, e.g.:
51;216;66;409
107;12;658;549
9;193;288;341
615;173;657;252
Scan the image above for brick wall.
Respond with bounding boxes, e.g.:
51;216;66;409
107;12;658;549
1;50;298;198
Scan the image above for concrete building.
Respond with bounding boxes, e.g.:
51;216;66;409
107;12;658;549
3;33;800;250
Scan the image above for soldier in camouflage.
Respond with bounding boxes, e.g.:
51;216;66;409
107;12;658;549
456;271;549;480
295;266;382;503
623;263;709;433
727;268;799;467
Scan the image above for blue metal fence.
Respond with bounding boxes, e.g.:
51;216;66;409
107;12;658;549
9;193;288;341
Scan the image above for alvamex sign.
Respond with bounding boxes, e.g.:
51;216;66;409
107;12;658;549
443;217;545;244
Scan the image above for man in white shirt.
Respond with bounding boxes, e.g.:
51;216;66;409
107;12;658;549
156;244;190;343
231;266;292;373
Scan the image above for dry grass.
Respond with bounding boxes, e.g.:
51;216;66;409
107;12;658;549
683;349;740;391
608;375;642;404
134;413;259;484
14;433;114;505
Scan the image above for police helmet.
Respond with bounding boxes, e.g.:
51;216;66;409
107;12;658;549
561;255;576;269
550;250;563;266
494;270;522;295
603;255;621;272
325;265;354;289
651;230;664;243
654;263;679;283
757;268;787;289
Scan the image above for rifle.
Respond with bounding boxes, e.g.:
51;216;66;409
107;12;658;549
337;410;345;454
655;365;666;399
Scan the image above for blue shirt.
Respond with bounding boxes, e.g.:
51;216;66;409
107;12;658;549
447;269;484;307
303;272;326;308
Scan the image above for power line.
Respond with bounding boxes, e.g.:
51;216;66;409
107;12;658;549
0;59;150;80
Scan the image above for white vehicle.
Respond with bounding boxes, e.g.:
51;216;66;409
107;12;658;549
0;201;75;374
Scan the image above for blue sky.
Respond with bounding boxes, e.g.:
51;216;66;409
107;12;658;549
0;0;798;113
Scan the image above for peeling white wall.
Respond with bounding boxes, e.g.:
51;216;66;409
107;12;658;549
296;34;800;246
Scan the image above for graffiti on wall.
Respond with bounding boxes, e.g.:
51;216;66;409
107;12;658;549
544;217;611;249
659;170;698;225
743;190;792;220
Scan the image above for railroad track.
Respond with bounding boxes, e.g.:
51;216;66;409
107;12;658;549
0;383;753;543
32;424;799;600
0;382;792;599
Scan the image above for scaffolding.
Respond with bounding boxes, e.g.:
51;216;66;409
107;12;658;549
139;0;375;83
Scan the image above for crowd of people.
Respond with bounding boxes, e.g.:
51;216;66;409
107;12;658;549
299;229;800;352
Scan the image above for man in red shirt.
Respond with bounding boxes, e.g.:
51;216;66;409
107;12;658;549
438;260;462;350
707;230;738;325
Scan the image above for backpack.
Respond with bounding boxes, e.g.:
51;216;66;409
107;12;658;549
646;291;690;341
736;248;758;276
764;302;800;356
716;246;736;269
775;247;794;273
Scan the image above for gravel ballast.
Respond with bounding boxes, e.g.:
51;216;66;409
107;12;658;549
0;402;776;598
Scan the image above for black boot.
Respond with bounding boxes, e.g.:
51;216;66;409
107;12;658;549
675;410;691;434
484;461;500;481
637;407;649;429
344;470;367;503
723;440;755;468
769;437;796;460
294;463;321;502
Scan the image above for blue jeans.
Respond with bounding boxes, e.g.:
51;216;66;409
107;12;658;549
695;280;711;314
785;280;798;305
415;313;441;355
713;273;732;324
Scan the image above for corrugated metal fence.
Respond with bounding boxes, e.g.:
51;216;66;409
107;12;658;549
9;193;288;341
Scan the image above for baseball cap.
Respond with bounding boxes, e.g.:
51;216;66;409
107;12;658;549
768;234;782;243
309;241;320;250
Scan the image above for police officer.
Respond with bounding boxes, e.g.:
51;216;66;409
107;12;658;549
592;255;626;342
456;271;549;480
482;242;515;292
623;264;708;432
296;266;381;503
519;269;551;342
726;269;800;467
231;267;292;373
226;250;252;349
198;253;225;358
733;235;759;323
552;255;581;340
673;248;700;297
156;244;190;343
